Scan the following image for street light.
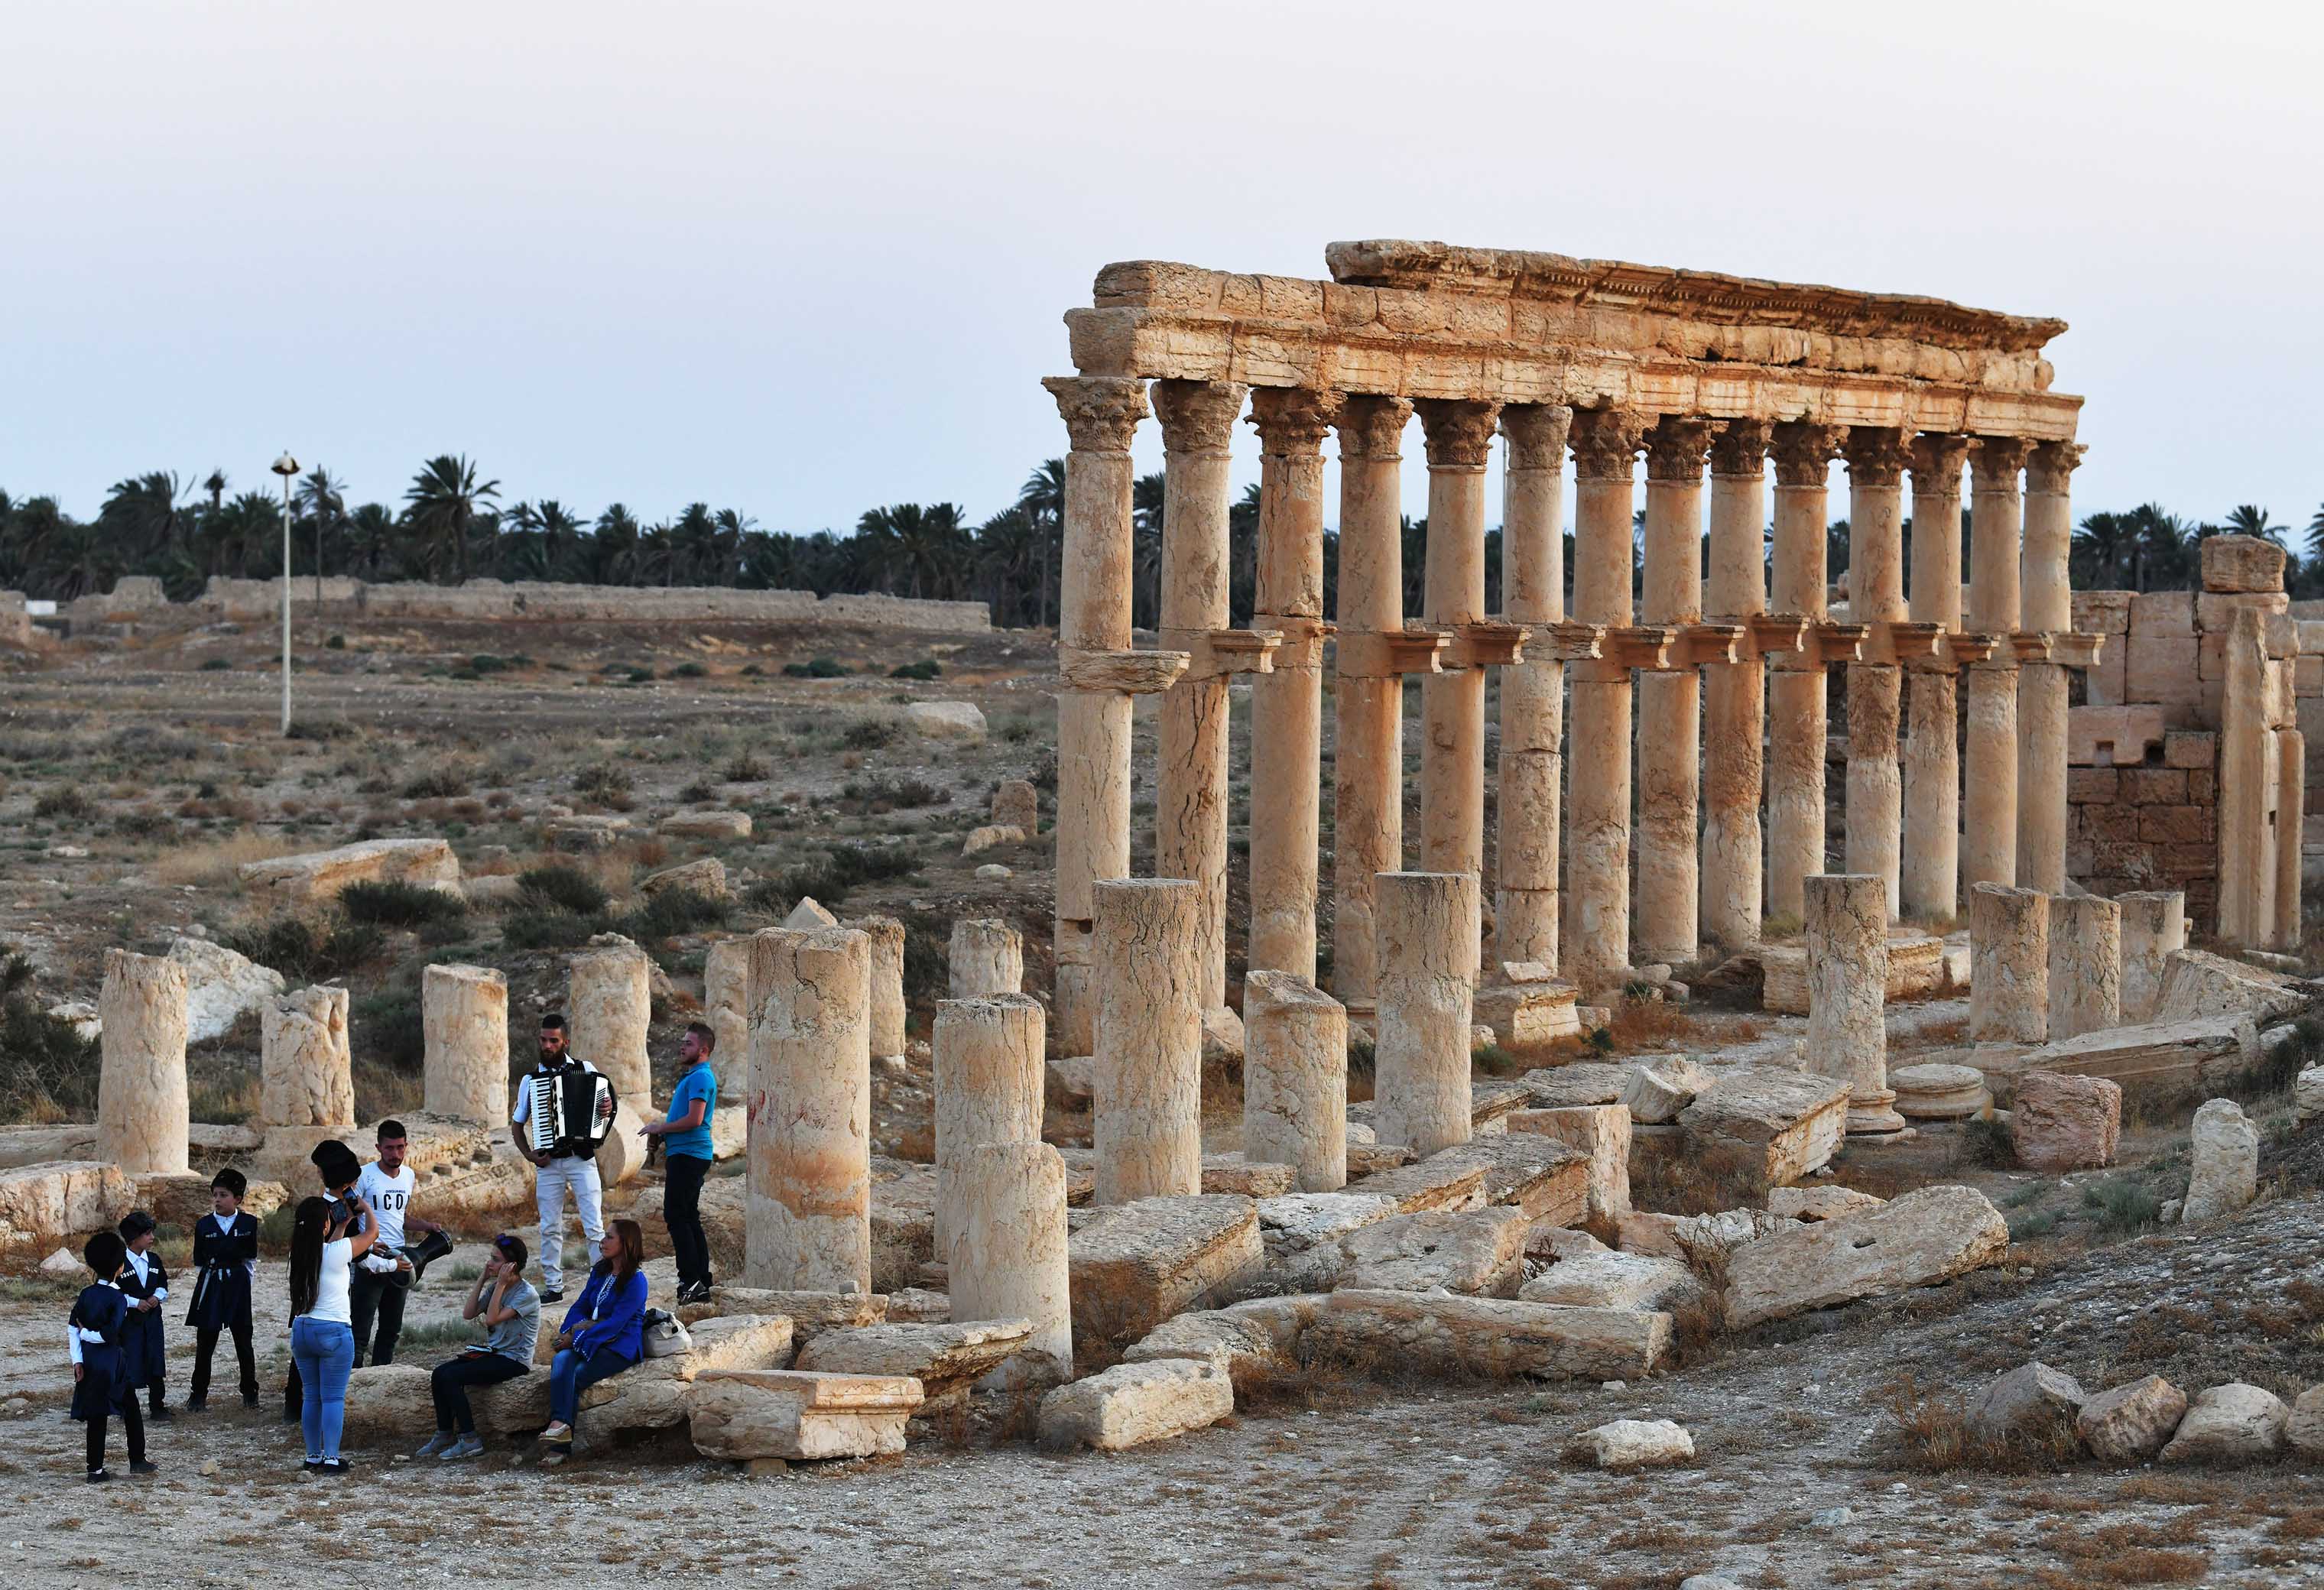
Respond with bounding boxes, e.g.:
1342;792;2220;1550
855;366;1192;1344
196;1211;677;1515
271;451;300;735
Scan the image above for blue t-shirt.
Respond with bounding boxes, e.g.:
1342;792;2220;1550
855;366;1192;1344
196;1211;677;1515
664;1063;718;1160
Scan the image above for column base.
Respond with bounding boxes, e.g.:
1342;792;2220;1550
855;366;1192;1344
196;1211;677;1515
1845;1092;1909;1137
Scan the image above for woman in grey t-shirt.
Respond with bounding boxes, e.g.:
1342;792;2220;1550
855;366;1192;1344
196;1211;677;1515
417;1235;541;1460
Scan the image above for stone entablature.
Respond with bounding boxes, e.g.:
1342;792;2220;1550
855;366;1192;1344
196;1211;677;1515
1065;241;2080;442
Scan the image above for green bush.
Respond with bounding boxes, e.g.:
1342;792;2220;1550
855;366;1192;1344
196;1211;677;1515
619;887;730;940
285;716;355;742
340;880;469;927
2080;1176;2161;1234
841;719;900;751
517;865;609;915
222;915;385;982
324;634;346;651
783;656;849;680
888;660;941;681
667;661;707;679
747;842;919;914
352;987;425;1072
501;910;598;952
467;653;514;673
739;663;764;677
573;764;634;804
200;657;232;671
33;788;93;820
723;752;769;783
401;767;471;800
0;956;102;1121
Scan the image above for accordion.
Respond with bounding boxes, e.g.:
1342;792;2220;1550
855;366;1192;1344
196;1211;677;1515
526;1067;615;1158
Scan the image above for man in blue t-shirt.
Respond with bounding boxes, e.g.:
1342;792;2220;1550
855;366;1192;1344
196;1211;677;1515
641;1021;721;1302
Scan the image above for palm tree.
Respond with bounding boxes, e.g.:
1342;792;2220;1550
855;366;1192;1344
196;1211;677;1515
1017;459;1066;629
2224;505;2281;544
712;508;755;586
294;466;347;593
591;504;642;585
1131;472;1166;630
403;455;500;584
346;503;397;580
670;503;719;586
202;470;228;514
2308;503;2324;563
2072;510;2134;589
98;473;186;573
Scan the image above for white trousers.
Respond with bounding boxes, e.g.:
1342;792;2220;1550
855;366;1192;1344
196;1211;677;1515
534;1155;605;1293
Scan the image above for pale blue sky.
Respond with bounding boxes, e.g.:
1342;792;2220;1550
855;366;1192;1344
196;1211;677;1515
3;0;2318;539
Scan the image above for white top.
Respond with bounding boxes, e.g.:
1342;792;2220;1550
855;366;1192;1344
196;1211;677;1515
306;1238;353;1325
355;1163;416;1270
511;1059;605;1143
122;1248;166;1302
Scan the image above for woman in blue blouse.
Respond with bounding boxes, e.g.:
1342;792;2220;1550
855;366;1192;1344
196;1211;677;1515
540;1218;647;1459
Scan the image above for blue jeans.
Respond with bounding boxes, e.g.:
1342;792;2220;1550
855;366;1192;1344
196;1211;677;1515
291;1316;354;1460
548;1345;635;1427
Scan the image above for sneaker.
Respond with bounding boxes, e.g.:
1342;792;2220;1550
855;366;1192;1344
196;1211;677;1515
539;1288;565;1304
302;1457;323;1472
128;1460;158;1477
320;1459;352;1475
414;1432;454;1459
441;1433;485;1461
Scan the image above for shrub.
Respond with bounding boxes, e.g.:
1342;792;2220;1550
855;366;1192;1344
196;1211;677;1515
677;779;716;804
0;956;102;1121
618;887;731;940
200;657;232;671
467;653;514;673
625;667;654;684
2081;1176;2162;1234
324;634;346;650
33;788;93;820
340;879;469;927
723;752;770;783
667;661;707;679
500;910;599;952
841;719;900;752
352;987;424;1072
113;809;176;840
573;764;634;805
517;865;609;915
284;716;355;742
747;842;920;913
401;767;471;800
739;663;764;677
889;660;941;681
222;915;385;982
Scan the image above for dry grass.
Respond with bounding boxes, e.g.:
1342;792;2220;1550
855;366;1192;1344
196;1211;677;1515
1602;998;1701;1052
1878;1372;2081;1473
149;831;300;888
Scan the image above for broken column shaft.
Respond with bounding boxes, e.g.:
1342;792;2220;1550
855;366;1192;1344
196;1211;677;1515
745;926;872;1293
1375;871;1480;1156
1092;878;1203;1203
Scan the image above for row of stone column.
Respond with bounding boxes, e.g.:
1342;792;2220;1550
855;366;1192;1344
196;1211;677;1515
1969;884;2189;1044
1046;373;2085;1025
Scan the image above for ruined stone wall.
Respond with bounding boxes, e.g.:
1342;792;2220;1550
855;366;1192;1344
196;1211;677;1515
110;576;990;632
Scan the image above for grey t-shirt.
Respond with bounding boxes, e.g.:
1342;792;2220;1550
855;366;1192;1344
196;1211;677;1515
481;1278;540;1363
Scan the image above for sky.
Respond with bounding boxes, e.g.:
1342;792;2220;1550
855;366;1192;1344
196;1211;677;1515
3;0;2319;541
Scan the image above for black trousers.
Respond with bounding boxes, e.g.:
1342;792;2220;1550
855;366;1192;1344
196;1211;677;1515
664;1153;712;1290
430;1352;528;1433
86;1383;145;1474
191;1321;258;1403
349;1268;407;1367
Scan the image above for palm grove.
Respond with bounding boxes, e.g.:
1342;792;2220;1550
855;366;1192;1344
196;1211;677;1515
2;455;2319;628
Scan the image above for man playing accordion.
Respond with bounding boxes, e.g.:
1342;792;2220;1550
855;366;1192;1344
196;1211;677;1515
511;1013;618;1303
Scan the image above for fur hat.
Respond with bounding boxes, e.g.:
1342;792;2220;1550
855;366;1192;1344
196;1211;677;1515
310;1139;362;1189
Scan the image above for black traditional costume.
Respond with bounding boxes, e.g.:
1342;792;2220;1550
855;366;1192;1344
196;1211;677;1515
114;1247;168;1412
186;1209;259;1407
68;1280;147;1477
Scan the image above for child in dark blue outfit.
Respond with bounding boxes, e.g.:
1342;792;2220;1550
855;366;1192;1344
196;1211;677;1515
114;1210;171;1421
70;1231;156;1482
186;1170;260;1410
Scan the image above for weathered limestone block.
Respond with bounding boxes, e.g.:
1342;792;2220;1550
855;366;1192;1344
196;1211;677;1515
640;856;729;897
680;1285;886;1335
237;837;460;904
167;936;287;1043
1251;1192;1400;1290
1567;1419;1695;1468
991;779;1039;833
945;1141;1072;1385
1969;883;2049;1045
783;897;838;930
2068;704;2167;767
1619;1058;1712;1124
1670;1207;1799;1266
659;810;751;841
2298;1066;2324;1127
794;1319;1032;1409
932;993;1045;1251
2161;1383;2288;1463
1374;871;1480;1157
1509;1104;1631;1226
904;701;986;739
1965;1361;2087;1446
961;823;1024;857
2200;534;2287;594
2151;948;2308;1024
703;937;751;1089
339;1364;437;1442
1529;1223;1610;1262
260;985;353;1129
1674;1067;1852;1192
1519;1063;1633;1108
1806;873;1898;1134
1889;1063;1992;1121
2046;894;2122;1041
134;1172;286;1231
1093;878;1204;1204
1472;979;1582;1046
1722;1185;2008;1330
2183;1098;2259;1222
1519;1251;1704;1313
2011;1072;2121;1172
1760;931;1946;1015
420;964;507;1124
1122;1295;1319;1389
1615;1211;1687;1258
1343;1157;1487;1215
1333;1207;1530;1296
687;1369;923;1462
1067;1193;1260;1345
98;949;190;1176
1197;1155;1296;1198
745;927;873;1293
547;815;631;852
850;915;907;1059
947;918;1024;997
1975;1016;2246;1105
1242;971;1348;1192
0;1162;135;1253
2287;1386;2324;1458
569;937;652;1112
568;1316;800;1453
1767;1185;1885;1222
2077;1374;2189;1464
1037;1359;1233;1452
1420;1134;1591;1223
1306;1290;1670;1381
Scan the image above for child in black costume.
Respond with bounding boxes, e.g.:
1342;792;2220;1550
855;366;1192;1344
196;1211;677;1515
114;1210;171;1421
69;1231;157;1482
186;1169;261;1410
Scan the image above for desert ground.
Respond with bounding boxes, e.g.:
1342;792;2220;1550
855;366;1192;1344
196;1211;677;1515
2;608;2321;1589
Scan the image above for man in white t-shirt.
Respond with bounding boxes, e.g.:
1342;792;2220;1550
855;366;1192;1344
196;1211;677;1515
510;1014;617;1302
349;1120;444;1368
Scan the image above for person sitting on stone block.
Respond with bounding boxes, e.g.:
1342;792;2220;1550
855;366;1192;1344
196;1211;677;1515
539;1219;648;1462
416;1233;540;1462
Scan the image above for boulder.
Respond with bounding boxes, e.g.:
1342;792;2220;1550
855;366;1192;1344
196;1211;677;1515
1037;1359;1233;1452
1965;1361;2087;1446
237;837;460;904
904;702;987;740
167;936;286;1042
2150;949;2309;1024
2161;1383;2289;1463
1676;1066;1852;1192
686;1369;922;1462
1045;1055;1094;1111
1251;1192;1400;1291
990;780;1038;833
1888;1063;1992;1121
40;1247;82;1275
571;1314;798;1455
1333;1208;1531;1296
0;1161;135;1254
2287;1386;2324;1458
2077;1374;2189;1464
2297;1066;2324;1128
794;1319;1033;1409
1722;1185;2008;1331
2183;1098;2260;1222
1200;1004;1245;1066
658;810;751;842
1067;1195;1261;1345
546;816;631;852
638;857;729;898
2011;1072;2121;1172
1509;1104;1631;1226
886;1287;952;1324
1520;1252;1705;1313
1766;1186;1884;1222
781;897;839;930
1566;1418;1695;1468
1615;1211;1688;1260
1619;1058;1713;1125
1121;1296;1319;1390
339;1364;437;1443
1306;1290;1669;1381
962;824;1025;857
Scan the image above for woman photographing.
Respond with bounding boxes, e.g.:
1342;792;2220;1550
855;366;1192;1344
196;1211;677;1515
287;1191;376;1472
540;1218;647;1461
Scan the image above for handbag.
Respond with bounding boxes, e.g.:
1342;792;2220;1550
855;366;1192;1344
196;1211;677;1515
640;1307;692;1359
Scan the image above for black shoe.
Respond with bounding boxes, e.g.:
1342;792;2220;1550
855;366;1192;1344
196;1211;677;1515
243;1394;261;1410
540;1288;564;1304
281;1408;301;1424
320;1459;352;1475
128;1460;158;1476
147;1404;174;1423
86;1469;110;1484
183;1396;207;1413
302;1458;323;1472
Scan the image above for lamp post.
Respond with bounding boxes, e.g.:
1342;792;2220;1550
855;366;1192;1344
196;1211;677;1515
271;452;300;735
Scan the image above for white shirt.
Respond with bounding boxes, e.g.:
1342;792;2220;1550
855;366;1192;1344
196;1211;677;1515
122;1248;166;1303
511;1058;605;1140
356;1163;415;1249
306;1238;353;1326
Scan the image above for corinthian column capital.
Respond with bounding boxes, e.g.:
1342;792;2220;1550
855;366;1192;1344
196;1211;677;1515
1709;418;1773;477
1499;404;1574;472
1149;379;1247;456
1769;421;1845;487
1969;435;2035;489
1333;394;1414;462
1842;425;1914;488
1569;407;1647;482
1248;387;1340;457
1043;376;1147;453
1414;398;1503;469
1644;416;1718;482
1909;433;1972;495
2027;440;2088;495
